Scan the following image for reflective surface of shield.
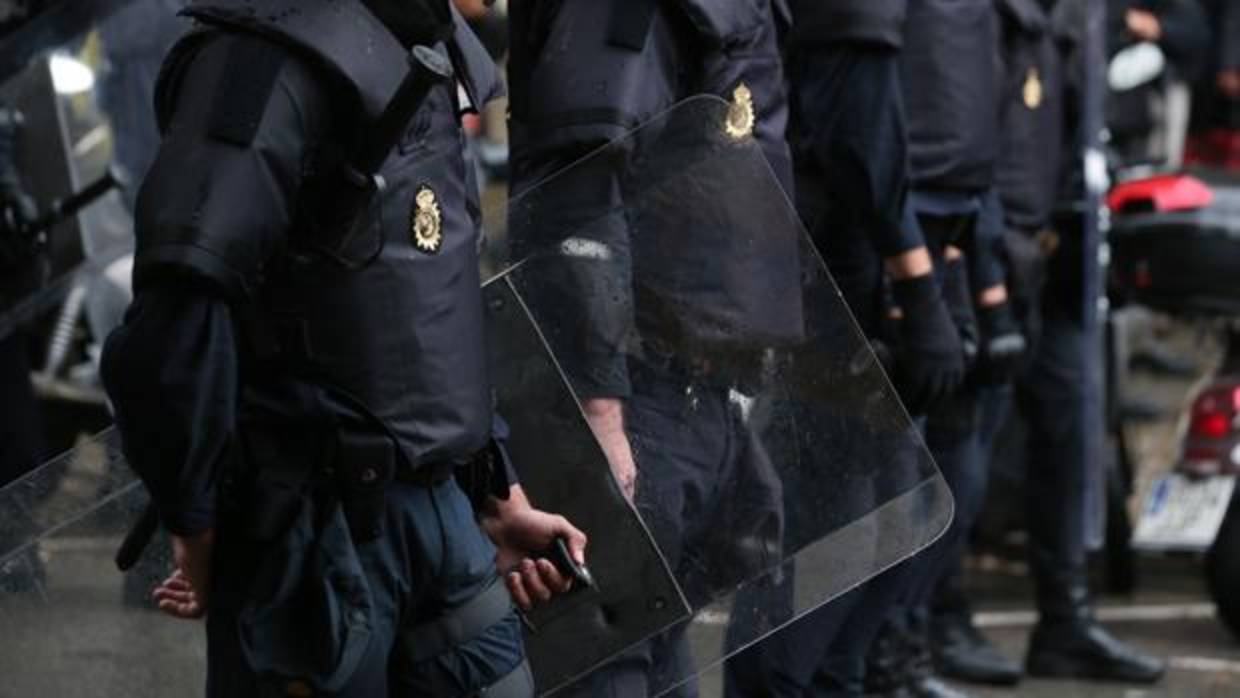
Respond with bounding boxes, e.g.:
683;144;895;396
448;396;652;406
485;278;691;690
1;96;955;698
494;96;954;695
0;430;203;696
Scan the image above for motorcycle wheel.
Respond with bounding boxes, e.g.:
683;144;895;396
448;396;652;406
1207;489;1240;641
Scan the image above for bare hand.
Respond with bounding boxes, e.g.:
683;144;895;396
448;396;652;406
1219;69;1240;99
481;486;588;611
452;0;490;19
153;529;214;620
1126;9;1162;42
583;397;638;500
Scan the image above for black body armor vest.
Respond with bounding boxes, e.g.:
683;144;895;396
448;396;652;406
143;0;503;470
995;0;1065;232
508;0;802;379
901;0;1000;193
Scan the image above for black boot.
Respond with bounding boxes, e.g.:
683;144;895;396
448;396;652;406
931;610;1022;686
864;612;973;698
904;614;974;698
1026;617;1166;683
906;676;972;698
863;620;914;698
1026;566;1165;683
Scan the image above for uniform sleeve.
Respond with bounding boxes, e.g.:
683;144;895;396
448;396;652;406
965;188;1008;292
101;34;335;535
794;47;924;258
101;288;237;536
509;151;635;400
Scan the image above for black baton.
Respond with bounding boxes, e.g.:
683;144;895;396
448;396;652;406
312;45;453;254
335;45;454;218
115;503;159;572
25;165;127;240
550;537;595;590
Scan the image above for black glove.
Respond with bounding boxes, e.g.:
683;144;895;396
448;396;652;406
890;274;965;415
973;301;1028;386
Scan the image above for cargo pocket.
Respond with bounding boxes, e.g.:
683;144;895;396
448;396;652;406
237;498;375;693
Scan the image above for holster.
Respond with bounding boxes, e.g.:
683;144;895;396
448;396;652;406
236;423;331;543
236;422;396;545
452;439;511;514
333;430;397;542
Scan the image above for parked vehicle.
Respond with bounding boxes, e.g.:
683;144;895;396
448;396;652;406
1111;170;1240;641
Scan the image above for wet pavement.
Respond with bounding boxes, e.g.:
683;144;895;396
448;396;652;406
959;557;1240;698
924;314;1240;698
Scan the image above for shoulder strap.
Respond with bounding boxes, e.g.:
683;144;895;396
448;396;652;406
608;0;659;50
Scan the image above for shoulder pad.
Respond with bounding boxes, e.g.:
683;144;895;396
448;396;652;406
154;29;215;134
155;29;290;147
184;0;405;119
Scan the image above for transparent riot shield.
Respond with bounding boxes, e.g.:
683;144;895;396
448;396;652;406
485;280;691;689
490;95;955;695
0;305;686;697
0;430;204;696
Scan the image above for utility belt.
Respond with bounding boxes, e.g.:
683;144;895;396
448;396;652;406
233;419;501;545
637;336;768;391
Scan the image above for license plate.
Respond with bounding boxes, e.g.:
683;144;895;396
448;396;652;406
1132;474;1236;552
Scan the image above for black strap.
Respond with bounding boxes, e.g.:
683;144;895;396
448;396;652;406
208;36;286;147
474;660;534;698
400;576;514;664
607;0;658;50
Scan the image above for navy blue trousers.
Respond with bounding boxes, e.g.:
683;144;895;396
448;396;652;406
206;478;527;698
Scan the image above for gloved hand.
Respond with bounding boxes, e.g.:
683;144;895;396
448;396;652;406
890;274;965;415
974;301;1027;386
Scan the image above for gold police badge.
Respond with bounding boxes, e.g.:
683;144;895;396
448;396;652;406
411;186;443;254
725;82;756;140
1023;67;1044;110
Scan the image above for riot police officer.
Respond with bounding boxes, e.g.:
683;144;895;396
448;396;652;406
0;102;44;493
722;1;972;695
0;102;48;594
854;3;1021;696
927;0;1070;686
100;2;585;695
507;0;802;694
931;0;1165;687
986;0;1166;682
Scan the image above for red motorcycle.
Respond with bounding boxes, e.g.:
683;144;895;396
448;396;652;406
1109;169;1240;639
